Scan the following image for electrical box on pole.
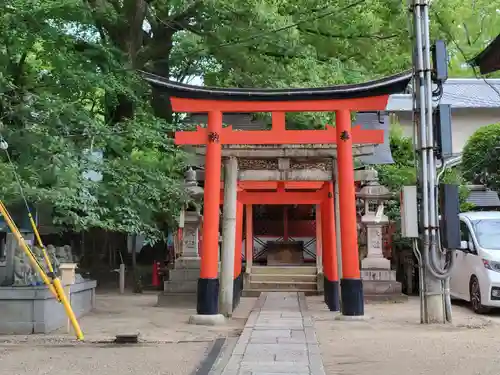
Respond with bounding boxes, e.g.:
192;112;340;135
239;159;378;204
439;184;461;249
400;186;419;238
433;104;453;160
432;40;448;83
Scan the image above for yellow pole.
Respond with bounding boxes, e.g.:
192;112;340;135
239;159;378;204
0;201;84;340
28;214;55;273
51;277;84;340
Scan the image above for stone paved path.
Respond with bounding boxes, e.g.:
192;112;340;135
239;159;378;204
221;292;325;375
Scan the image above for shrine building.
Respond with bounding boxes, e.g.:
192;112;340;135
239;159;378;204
143;71;412;320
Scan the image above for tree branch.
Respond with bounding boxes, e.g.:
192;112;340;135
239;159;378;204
299;26;402;40
12;52;28;86
171;0;202;24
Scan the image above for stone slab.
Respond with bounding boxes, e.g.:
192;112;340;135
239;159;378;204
174;257;202;269
192;144;376;159
239;361;310;373
249;336;278;344
168;268;201;281
361;257;391;270
334;314;373;321
0;280;96;334
251;329;292;338
245;343;308;354
363;279;402;294
188;314;226;326
220;291;326;375
164;280;198;293
361;269;397;281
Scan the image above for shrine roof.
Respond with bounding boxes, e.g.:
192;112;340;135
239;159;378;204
471;34;500;75
140;70;412;101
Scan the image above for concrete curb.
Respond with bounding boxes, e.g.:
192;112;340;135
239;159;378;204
192;337;226;375
207;337;238;375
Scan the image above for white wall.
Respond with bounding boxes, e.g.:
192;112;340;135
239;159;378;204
394;108;500;154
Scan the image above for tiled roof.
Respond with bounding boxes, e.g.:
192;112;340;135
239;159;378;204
467;190;500;208
387;78;500;111
185;113;267;130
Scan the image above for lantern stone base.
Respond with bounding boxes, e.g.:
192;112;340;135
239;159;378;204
158;258;223;307
158;257;200;307
361;270;407;303
361;256;391;270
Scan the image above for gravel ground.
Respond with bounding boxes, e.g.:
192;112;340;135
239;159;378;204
309;296;500;375
0;292;256;375
0;342;209;375
0;292;255;344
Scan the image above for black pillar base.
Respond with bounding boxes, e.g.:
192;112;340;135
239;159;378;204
340;278;364;316
233;273;243;310
324;276;340;312
197;278;219;315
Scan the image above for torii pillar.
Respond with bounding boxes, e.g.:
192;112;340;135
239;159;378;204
189;111;225;325
336;109;363;316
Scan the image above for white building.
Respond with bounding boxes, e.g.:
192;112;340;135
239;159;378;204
387;78;500;154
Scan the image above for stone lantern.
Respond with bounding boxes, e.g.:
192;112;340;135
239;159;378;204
184;167;204;202
179;167;203;258
162;167;204;301
356;170;392;270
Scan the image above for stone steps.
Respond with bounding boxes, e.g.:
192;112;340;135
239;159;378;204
251;265;317;275
250;280;317;290
245;265;319;295
242;289;321;297
250;273;317;283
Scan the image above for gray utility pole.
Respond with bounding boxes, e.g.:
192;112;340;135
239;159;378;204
411;0;454;323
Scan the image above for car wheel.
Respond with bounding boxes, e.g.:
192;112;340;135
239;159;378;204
470;276;490;314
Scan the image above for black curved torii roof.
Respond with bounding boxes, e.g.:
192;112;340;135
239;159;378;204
471;34;500;75
139;70;413;102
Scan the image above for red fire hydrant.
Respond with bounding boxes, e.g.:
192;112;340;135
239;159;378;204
152;261;161;288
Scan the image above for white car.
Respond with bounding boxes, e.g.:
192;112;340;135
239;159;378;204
450;211;500;313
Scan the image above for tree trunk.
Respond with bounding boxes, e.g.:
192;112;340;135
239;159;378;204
131;234;137;270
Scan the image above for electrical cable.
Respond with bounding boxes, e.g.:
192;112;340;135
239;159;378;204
0;133;84;339
190;0;368;52
0;133;58;278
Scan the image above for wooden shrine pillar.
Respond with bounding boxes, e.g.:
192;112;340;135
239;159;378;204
197;111;223;316
283;206;289;241
336;109;363;316
233;201;244;309
245;205;253;273
321;182;339;311
315;204;323;275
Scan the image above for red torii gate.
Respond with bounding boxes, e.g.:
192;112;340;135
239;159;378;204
142;71;412;317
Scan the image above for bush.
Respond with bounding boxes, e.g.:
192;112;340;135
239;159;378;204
462;122;500;191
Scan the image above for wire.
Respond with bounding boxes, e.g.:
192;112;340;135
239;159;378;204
172;0;369;62
0;132;58;277
0;133;32;215
217;0;368;49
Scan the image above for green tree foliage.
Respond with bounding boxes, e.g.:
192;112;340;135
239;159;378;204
375;123;416;251
0;0;187;242
0;0;494;243
462;123;500;191
431;0;500;77
375;122;472;252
